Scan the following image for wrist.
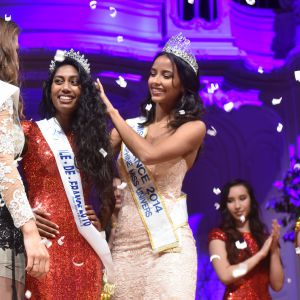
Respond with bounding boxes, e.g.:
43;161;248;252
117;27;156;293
21;219;39;236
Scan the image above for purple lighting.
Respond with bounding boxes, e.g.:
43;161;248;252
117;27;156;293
97;71;142;82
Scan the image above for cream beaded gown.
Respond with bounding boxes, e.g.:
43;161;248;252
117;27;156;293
112;157;197;300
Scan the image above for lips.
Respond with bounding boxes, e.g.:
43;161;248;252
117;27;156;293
150;88;164;96
58;95;74;103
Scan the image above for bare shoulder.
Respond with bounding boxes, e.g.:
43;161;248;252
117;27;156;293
177;120;206;137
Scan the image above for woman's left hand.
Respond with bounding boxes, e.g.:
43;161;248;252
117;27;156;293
85;204;101;231
96;78;115;114
270;219;281;251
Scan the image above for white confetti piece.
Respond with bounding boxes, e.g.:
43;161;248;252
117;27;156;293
117;35;123;43
295;247;300;254
214;202;220;210
25;290;32;299
213;187;221;195
294;163;300;171
207;126;217;136
224;102;234;112
210;254;221;262
294;70;300;82
246;0;255;5
72;258;84;267
41;238;52;249
4;14;11;21
89;0;97;9
32;202;42;212
188;0;194;4
145;103;152;111
240;215;246;223
235;240;247;250
232;263;248;278
117;182;127;190
57;236;65;246
257;66;264;74
277;123;283;132
109;6;117;18
116;75;127;88
54;50;65;62
0;198;5;208
207;83;219;94
272;97;282;105
179;110;185;115
287;278;292;284
99;148;107;158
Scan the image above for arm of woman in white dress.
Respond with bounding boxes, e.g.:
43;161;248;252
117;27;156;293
268;219;284;291
0;95;49;278
97;79;206;164
208;236;273;285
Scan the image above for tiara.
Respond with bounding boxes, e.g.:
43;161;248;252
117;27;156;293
162;33;198;74
49;49;91;74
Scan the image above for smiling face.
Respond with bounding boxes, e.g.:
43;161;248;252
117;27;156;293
51;64;81;118
148;55;183;109
226;184;251;224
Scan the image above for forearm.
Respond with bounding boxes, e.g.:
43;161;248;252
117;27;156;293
269;247;284;291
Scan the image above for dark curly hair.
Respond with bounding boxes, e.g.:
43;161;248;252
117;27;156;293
219;179;269;265
40;57;115;227
140;51;205;129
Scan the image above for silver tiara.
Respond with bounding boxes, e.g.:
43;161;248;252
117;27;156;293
163;33;198;74
49;49;91;74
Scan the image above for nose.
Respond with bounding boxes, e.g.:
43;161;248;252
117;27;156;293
150;74;161;86
234;200;241;210
61;81;71;92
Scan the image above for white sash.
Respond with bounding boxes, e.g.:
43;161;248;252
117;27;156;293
121;117;188;253
37;118;114;281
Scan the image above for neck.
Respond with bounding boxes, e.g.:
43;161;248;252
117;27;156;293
55;114;72;133
236;219;250;233
154;104;172;124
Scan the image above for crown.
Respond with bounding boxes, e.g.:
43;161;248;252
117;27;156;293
49;49;91;74
162;33;198;74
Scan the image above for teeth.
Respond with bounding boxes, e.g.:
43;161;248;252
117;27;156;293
60;96;72;100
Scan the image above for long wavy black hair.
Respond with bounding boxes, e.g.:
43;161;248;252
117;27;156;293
140;52;205;129
40;57;115;227
219;179;269;264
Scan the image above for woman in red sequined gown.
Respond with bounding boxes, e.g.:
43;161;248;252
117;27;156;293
208;179;284;300
22;52;114;299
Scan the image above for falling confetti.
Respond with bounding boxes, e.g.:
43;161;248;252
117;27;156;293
235;240;247;250
207;126;217;136
213;187;221;195
295;247;300;255
109;6;117;18
89;0;97;9
117;35;123;43
32;202;42;212
179;110;185;115
287;278;292;284
240;215;246;223
72;258;84;267
4;14;11;21
214;202;220;210
294;163;300;171
258;66;264;74
0;198;5;208
232;263;248;278
117;182;127;190
25;290;32;299
246;0;256;5
272;97;282;105
116;75;127;88
277;123;283;132
57;236;65;246
41;238;53;249
99;148;107;158
209;254;221;262
145;103;152;111
187;0;195;4
224;102;234;112
294;70;300;82
54;50;65;62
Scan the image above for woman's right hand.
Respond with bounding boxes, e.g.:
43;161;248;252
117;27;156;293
34;209;59;239
21;220;50;278
259;235;273;259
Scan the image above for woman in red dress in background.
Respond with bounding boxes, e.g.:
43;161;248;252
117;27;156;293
22;50;115;299
208;179;284;299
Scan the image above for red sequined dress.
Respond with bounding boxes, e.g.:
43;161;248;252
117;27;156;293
22;120;103;300
208;228;271;300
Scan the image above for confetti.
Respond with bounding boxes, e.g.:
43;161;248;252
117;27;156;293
4;14;11;21
277;123;283;132
179;110;185;115
117;35;123;43
109;6;117;18
214;202;220;210
240;215;246;223
116;75;127;88
57;236;65;246
41;238;52;249
32;202;42;212
72;258;84;267
235;240;247;250
89;0;97;9
207;126;217;136
117;182;127;190
99;148;107;158
258;66;264;74
0;198;5;208
25;290;32;299
210;254;221;262
54;50;65;62
272;97;282;105
294;163;300;171
287;278;292;284
224;102;234;112
246;0;255;5
145;103;152;111
188;0;195;4
207;83;219;94
232;263;248;278
295;247;300;254
213;187;221;195
294;70;300;82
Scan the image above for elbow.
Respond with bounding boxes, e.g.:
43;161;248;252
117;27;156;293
218;275;234;286
271;282;284;292
139;152;156;165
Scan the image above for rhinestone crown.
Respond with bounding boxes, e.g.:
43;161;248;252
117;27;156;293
163;33;198;74
49;49;91;74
